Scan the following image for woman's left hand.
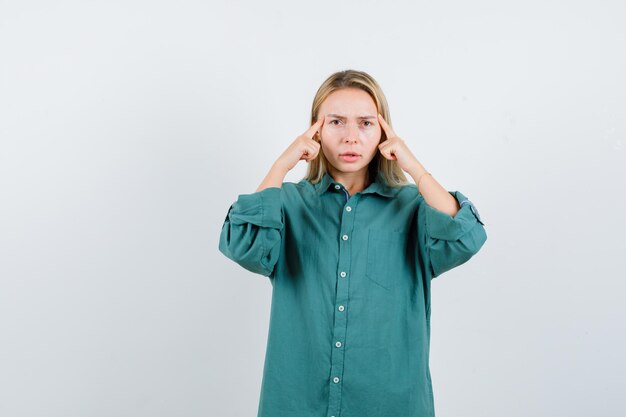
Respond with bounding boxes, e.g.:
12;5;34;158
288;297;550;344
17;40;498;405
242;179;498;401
377;113;420;174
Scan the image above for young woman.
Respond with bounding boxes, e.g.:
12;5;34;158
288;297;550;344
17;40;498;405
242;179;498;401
218;69;487;417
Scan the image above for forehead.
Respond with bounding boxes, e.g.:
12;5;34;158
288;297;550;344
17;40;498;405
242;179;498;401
320;88;377;115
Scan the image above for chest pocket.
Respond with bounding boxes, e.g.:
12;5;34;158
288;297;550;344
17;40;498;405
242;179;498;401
365;229;408;290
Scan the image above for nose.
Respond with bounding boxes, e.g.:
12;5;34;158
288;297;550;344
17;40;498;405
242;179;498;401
344;123;359;143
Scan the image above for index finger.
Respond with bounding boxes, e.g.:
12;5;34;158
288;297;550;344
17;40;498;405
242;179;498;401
377;113;396;139
304;115;325;139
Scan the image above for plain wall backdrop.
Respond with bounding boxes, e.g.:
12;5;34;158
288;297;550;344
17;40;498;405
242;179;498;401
1;1;625;416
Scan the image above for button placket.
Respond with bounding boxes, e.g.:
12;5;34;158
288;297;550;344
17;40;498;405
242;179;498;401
327;184;358;417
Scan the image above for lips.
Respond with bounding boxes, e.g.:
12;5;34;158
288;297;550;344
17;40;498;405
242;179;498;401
340;152;360;157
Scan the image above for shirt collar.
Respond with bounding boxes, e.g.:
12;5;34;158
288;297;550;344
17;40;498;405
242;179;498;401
313;171;400;198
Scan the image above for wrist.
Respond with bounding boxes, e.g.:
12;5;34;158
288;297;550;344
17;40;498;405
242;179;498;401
416;171;432;191
271;160;291;176
407;163;427;183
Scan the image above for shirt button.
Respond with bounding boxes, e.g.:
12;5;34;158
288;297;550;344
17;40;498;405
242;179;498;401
338;305;344;311
345;206;352;212
334;184;340;190
335;341;342;348
333;377;340;383
340;271;346;278
342;234;348;241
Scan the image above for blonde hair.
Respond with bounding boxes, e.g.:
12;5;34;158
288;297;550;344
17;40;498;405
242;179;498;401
304;69;409;187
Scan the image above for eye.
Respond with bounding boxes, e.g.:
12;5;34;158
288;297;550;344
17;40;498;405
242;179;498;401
329;119;341;125
362;120;373;126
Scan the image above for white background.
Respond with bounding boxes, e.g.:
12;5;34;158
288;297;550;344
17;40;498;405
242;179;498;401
1;1;625;416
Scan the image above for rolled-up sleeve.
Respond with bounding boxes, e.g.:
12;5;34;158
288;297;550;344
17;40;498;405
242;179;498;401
419;190;487;279
218;187;284;277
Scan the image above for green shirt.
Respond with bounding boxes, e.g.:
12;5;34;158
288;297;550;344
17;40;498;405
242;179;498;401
218;171;487;417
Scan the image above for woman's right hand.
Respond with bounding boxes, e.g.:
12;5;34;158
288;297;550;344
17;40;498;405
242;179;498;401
275;116;325;172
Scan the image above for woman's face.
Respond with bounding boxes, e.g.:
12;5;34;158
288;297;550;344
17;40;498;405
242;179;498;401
317;88;382;176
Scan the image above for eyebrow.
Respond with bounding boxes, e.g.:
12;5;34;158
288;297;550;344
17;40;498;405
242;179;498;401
326;113;376;120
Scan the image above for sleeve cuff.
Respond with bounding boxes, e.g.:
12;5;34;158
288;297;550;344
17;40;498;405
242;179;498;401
228;187;283;229
424;190;484;241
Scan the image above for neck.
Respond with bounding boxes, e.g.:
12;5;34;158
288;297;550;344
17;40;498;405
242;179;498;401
328;166;371;195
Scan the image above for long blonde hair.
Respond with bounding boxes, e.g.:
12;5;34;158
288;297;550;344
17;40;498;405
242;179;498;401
304;69;409;187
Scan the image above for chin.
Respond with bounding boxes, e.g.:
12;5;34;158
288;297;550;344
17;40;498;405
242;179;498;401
336;163;365;172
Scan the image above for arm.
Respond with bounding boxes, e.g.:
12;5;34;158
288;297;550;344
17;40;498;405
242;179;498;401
256;161;290;192
407;159;460;216
417;188;487;279
374;113;487;278
219;117;324;277
218;164;288;277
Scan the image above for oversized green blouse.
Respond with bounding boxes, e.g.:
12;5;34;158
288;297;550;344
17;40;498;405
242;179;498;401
218;171;487;417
